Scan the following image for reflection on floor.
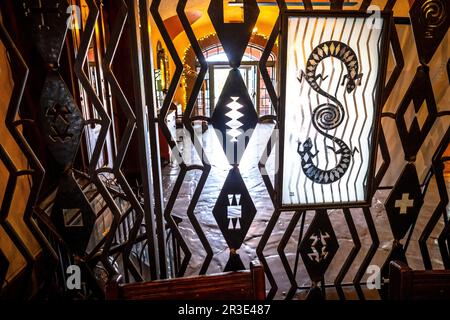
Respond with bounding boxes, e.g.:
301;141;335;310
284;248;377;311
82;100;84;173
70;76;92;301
161;123;449;300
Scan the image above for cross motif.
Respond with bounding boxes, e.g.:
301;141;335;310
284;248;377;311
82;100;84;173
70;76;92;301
395;193;414;214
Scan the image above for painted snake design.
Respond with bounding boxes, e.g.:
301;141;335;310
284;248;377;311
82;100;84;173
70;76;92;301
297;41;362;184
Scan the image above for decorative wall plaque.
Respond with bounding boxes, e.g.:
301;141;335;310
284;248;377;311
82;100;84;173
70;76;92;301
277;11;391;209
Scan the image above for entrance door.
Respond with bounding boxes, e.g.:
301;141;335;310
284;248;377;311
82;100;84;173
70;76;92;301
210;63;258;113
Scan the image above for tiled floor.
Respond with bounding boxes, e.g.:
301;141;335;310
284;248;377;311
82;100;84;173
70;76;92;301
161;123;449;299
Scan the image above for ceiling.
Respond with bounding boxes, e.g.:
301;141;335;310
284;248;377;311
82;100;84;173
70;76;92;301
157;0;413;20
157;0;413;41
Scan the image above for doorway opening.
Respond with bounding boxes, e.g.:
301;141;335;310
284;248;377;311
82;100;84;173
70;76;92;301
193;42;276;118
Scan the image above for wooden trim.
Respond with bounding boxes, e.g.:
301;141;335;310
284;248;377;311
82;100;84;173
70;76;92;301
106;260;266;300
105;274;122;300
250;259;266;300
389;260;450;300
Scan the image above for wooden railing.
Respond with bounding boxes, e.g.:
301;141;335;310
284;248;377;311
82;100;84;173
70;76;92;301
389;261;450;300
106;260;265;300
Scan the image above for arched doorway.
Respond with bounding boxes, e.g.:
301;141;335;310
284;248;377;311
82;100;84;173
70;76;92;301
183;33;277;117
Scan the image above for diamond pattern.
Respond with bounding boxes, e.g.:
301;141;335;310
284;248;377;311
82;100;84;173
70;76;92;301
395;66;437;161
405;100;429;132
385;163;424;240
213;167;257;251
2;0;449;302
300;210;339;282
40;73;84;167
226;98;244;142
211;69;258;164
225;97;245;143
213;167;256;272
51;170;96;254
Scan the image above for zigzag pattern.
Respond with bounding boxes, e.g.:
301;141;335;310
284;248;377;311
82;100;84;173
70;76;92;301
419;128;450;269
254;0;449;300
151;0;193;277
256;0;286;298
0;16;56;295
102;0;144;283
1;0;449;301
177;0;213;275
73;0;122;281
